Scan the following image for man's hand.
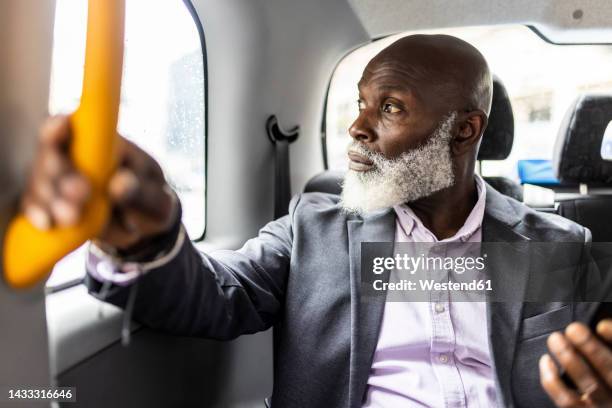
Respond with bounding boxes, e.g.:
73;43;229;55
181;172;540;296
22;115;178;253
540;319;612;407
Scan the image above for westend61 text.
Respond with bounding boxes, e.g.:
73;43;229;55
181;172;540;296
372;279;493;292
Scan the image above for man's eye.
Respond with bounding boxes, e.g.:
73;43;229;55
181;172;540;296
357;100;365;111
382;103;401;114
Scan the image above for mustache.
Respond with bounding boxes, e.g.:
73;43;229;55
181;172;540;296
347;142;380;160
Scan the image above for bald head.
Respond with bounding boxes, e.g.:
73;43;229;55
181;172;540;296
364;34;493;116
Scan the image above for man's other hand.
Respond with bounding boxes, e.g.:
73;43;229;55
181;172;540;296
21;115;179;252
540;319;612;407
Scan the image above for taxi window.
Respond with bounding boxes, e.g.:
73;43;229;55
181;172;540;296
47;0;206;288
325;25;612;179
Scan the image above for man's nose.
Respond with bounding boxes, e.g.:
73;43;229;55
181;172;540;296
348;113;376;143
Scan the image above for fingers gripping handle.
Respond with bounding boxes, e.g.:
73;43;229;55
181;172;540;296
3;0;125;289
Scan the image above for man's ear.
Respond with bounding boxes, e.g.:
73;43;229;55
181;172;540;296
452;110;488;156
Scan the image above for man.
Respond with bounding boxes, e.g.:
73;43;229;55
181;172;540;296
22;34;612;407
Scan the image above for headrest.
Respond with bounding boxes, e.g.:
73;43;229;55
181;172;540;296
477;76;514;161
553;94;612;185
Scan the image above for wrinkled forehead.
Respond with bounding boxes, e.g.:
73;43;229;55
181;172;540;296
360;58;428;85
358;56;443;103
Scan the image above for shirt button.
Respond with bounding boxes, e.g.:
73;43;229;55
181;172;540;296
435;303;445;313
439;354;449;364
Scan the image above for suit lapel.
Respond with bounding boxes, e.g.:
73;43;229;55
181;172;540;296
482;185;532;408
347;209;396;408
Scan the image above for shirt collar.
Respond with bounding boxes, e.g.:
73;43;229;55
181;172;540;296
393;174;487;242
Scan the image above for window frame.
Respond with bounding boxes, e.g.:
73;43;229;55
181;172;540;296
183;0;209;243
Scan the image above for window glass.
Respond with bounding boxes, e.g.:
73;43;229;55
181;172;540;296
326;25;612;179
46;0;205;287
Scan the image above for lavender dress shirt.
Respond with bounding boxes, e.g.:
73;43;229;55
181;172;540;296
362;175;499;408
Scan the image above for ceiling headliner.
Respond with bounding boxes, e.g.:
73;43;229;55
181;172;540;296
348;0;612;44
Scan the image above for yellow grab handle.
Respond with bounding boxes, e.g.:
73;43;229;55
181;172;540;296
3;0;125;289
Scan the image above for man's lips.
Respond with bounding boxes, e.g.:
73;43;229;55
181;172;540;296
348;151;374;171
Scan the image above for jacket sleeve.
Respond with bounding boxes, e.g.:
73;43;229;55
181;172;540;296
85;195;300;340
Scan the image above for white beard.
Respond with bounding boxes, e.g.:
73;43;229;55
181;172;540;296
340;112;457;215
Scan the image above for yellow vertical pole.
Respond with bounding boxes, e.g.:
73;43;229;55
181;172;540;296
3;0;125;289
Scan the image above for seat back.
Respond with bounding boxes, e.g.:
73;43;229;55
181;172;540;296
553;94;612;243
304;170;344;195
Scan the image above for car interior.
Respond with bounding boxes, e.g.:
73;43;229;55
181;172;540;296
1;0;612;407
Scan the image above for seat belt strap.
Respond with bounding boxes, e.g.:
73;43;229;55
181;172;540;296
266;115;299;219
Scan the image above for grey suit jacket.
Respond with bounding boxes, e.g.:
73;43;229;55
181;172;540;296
88;184;600;408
